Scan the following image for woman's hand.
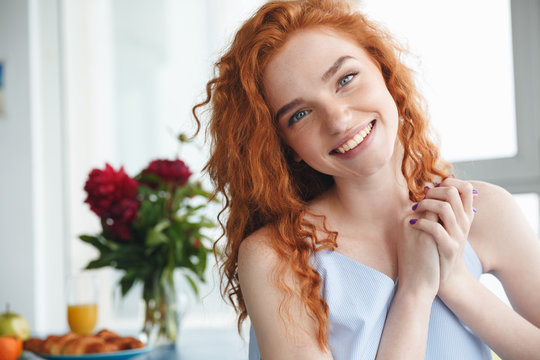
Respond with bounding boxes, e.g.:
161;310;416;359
409;178;477;297
398;204;440;300
376;199;442;360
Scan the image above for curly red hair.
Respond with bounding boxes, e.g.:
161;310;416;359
193;0;451;349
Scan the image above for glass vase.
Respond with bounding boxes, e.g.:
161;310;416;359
141;273;180;348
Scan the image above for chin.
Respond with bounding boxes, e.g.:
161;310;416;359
360;151;396;177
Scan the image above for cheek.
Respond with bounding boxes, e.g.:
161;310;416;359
374;87;400;131
287;134;323;164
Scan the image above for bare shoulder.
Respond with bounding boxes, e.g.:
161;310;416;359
469;180;515;222
469;180;512;202
238;226;278;279
468;180;538;272
237;226;332;359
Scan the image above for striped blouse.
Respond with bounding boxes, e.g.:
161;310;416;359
248;241;492;359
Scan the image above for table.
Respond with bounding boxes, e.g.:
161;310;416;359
135;328;249;360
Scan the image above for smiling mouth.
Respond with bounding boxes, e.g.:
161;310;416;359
331;120;375;154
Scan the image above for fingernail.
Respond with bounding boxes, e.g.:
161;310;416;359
435;183;441;188
473;208;477;213
424;186;431;192
412;203;418;211
409;218;417;225
472;189;478;195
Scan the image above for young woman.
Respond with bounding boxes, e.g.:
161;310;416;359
194;0;540;359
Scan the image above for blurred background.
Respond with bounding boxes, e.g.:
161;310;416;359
0;0;539;358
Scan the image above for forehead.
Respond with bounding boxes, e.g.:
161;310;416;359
262;28;374;107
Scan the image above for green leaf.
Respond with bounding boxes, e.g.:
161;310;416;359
79;234;110;253
146;227;169;247
154;219;171;233
195;251;208;280
85;244;144;270
183;273;199;298
86;258;111;270
119;272;138;296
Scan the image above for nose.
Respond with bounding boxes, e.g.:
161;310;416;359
322;99;352;135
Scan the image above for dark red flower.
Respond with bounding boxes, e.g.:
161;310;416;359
142;159;192;186
84;164;138;217
84;164;140;240
108;198;139;224
106;220;133;241
101;199;139;240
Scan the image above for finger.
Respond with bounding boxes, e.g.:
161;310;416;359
409;218;457;260
425;186;464;213
424;184;473;225
415;190;438;222
414;199;458;233
437;179;476;216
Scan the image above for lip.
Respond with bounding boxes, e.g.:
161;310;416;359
329;119;376;155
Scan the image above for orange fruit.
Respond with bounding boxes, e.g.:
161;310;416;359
0;336;23;360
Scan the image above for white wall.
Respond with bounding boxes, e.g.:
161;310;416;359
0;0;36;326
0;0;66;334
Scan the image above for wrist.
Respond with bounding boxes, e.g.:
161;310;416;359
438;268;475;303
395;284;436;310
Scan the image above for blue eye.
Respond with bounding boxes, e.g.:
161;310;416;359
338;73;356;88
288;109;310;126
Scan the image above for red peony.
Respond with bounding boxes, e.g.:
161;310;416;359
106;220;133;241
104;197;140;240
84;164;140;241
142;159;192;186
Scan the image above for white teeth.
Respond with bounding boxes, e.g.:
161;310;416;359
335;122;373;154
346;138;356;149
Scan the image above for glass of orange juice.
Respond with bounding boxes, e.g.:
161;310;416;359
66;273;98;335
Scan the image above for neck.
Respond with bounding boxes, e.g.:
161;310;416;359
310;149;411;234
335;169;409;221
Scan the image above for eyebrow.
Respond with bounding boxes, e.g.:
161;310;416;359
275;97;305;123
274;55;355;122
321;55;355;82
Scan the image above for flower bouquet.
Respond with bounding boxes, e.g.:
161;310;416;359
80;157;215;346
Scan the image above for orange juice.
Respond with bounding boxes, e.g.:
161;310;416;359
67;304;98;334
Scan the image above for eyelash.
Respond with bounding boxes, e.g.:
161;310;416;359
338;72;358;88
287;72;359;126
288;109;311;126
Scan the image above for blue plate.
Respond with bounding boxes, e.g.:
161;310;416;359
34;347;152;360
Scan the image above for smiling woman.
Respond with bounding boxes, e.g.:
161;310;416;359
193;0;540;359
263;29;403;179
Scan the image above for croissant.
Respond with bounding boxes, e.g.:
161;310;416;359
47;333;79;355
23;329;146;355
61;336;107;355
39;335;60;354
95;329;120;340
22;338;44;353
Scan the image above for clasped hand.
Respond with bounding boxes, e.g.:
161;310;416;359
399;179;477;299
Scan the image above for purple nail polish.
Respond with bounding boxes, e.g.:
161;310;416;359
412;203;418;211
473;208;477;213
472;189;478;195
409;219;417;225
435;183;441;188
424;186;431;192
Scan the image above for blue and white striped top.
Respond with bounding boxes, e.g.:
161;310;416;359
248;242;492;359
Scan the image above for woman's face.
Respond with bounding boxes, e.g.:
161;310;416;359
263;27;400;181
